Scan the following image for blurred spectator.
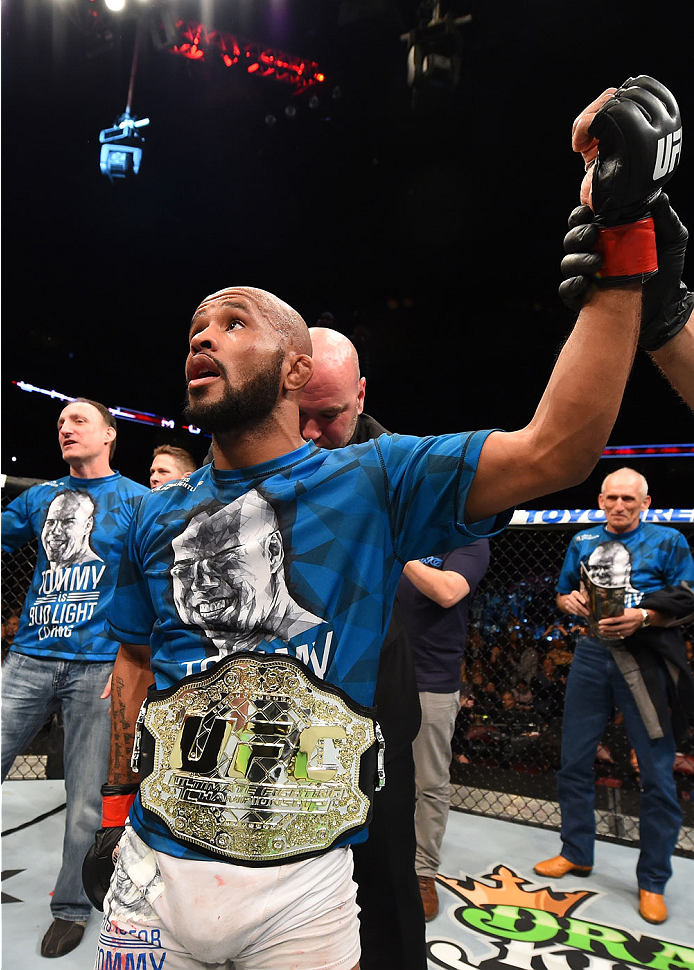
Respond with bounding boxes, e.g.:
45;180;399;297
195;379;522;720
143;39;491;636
513;638;541;685
467;628;486;660
496;689;537;733
465;657;485;683
2;614;19;661
531;656;565;723
511;679;534;711
478;677;500;712
542;619;569;640
545;637;574;668
479;643;503;681
149;445;197;488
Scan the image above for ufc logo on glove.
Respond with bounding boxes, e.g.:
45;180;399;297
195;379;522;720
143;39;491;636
654;128;682;180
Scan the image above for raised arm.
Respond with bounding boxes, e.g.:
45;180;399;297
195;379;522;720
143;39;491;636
648;315;694;408
467;76;686;522
557;199;694;410
467;286;640;522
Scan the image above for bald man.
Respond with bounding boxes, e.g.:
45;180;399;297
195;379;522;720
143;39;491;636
301;327;427;970
535;468;694;924
299;327;367;449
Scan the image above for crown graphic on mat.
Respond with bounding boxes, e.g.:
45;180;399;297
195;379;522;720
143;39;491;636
437;865;594;918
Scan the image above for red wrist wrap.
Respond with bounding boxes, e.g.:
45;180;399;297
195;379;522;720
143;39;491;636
596;218;657;279
102;791;137;827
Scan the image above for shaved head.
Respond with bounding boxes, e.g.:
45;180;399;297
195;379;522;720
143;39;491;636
309;328;361;379
185;285;315;446
197;287;312;356
300;328;366;449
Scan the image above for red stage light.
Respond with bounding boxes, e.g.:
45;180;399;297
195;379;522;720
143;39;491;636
164;21;324;90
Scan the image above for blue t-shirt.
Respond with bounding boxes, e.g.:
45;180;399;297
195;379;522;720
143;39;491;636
557;521;694;609
397;541;490;693
2;473;148;661
108;432;512;857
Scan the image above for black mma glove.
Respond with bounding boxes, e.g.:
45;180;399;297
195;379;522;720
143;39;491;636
558;205;601;311
589;76;681;226
82;782;138;911
572;76;682;284
640;196;693;351
559;196;693;351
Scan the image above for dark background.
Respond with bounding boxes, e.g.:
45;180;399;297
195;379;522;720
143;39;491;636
2;0;692;506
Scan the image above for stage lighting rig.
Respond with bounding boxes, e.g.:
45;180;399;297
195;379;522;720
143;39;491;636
99;110;150;181
98;14;150;181
401;2;471;95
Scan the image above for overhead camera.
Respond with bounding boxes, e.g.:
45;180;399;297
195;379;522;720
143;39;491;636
99;111;150;181
401;2;471;96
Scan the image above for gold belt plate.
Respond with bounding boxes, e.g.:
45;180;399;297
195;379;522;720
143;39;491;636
139;653;376;863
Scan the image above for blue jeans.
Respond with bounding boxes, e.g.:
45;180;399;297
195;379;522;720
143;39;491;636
1;651;112;921
557;637;682;893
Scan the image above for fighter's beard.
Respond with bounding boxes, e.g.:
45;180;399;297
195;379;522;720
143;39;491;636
183;351;285;435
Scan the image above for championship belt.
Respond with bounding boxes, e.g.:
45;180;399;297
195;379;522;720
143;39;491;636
133;651;385;866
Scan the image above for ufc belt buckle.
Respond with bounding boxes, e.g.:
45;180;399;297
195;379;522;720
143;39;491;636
135;651;384;865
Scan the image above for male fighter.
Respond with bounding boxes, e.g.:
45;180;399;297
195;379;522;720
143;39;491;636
87;78;689;969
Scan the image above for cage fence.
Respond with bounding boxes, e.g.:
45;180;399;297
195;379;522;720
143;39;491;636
452;521;694;857
2;480;693;855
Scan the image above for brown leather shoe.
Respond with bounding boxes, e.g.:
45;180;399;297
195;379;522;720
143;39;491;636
639;890;667;924
533;855;592;878
418;875;439;921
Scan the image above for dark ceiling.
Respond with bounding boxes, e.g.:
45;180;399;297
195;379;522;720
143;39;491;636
2;0;693;506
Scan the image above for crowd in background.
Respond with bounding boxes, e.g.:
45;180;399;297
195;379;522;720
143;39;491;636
450;580;694;800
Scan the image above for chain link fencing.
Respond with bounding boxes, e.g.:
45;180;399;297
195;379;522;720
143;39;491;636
452;516;694;858
2;477;68;779
3;478;693;855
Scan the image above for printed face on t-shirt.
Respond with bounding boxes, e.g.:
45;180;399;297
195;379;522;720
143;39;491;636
587;541;631;587
41;492;102;568
171;494;284;635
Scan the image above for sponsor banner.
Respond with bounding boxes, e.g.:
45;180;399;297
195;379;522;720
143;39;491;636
511;510;694;526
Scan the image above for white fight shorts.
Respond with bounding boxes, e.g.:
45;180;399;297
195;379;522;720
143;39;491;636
94;824;361;970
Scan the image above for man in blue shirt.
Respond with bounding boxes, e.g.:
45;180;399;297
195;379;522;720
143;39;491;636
534;467;694;925
88;74;692;970
1;398;148;957
149;444;197;488
90;258;643;970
